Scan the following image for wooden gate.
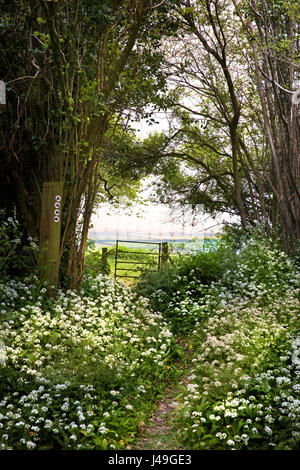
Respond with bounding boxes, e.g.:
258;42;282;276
113;240;168;279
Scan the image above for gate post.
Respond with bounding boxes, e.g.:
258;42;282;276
161;242;168;265
39;181;63;287
101;247;108;272
114;240;119;278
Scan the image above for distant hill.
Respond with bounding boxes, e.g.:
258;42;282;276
88;231;220;242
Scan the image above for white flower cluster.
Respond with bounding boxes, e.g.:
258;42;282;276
174;239;300;449
180;327;300;450
0;275;176;450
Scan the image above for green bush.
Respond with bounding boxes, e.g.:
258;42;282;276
0;216;37;280
136;241;232;298
134;240;234;334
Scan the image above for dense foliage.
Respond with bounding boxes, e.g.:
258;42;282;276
137;233;300;449
135;241;234;334
0;216;37;279
0;275;180;450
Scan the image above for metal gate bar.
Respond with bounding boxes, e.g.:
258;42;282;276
117;251;159;255
117;240;161;244
116;261;151;265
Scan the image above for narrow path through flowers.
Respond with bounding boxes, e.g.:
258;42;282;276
132;340;192;450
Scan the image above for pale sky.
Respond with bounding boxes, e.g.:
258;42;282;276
90;187;229;239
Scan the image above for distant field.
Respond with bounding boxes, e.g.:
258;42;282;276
94;241;116;249
92;237;219;252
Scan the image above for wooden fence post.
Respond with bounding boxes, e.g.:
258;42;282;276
39;181;63;287
161;242;168;265
114;240;119;278
101;247;108;271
